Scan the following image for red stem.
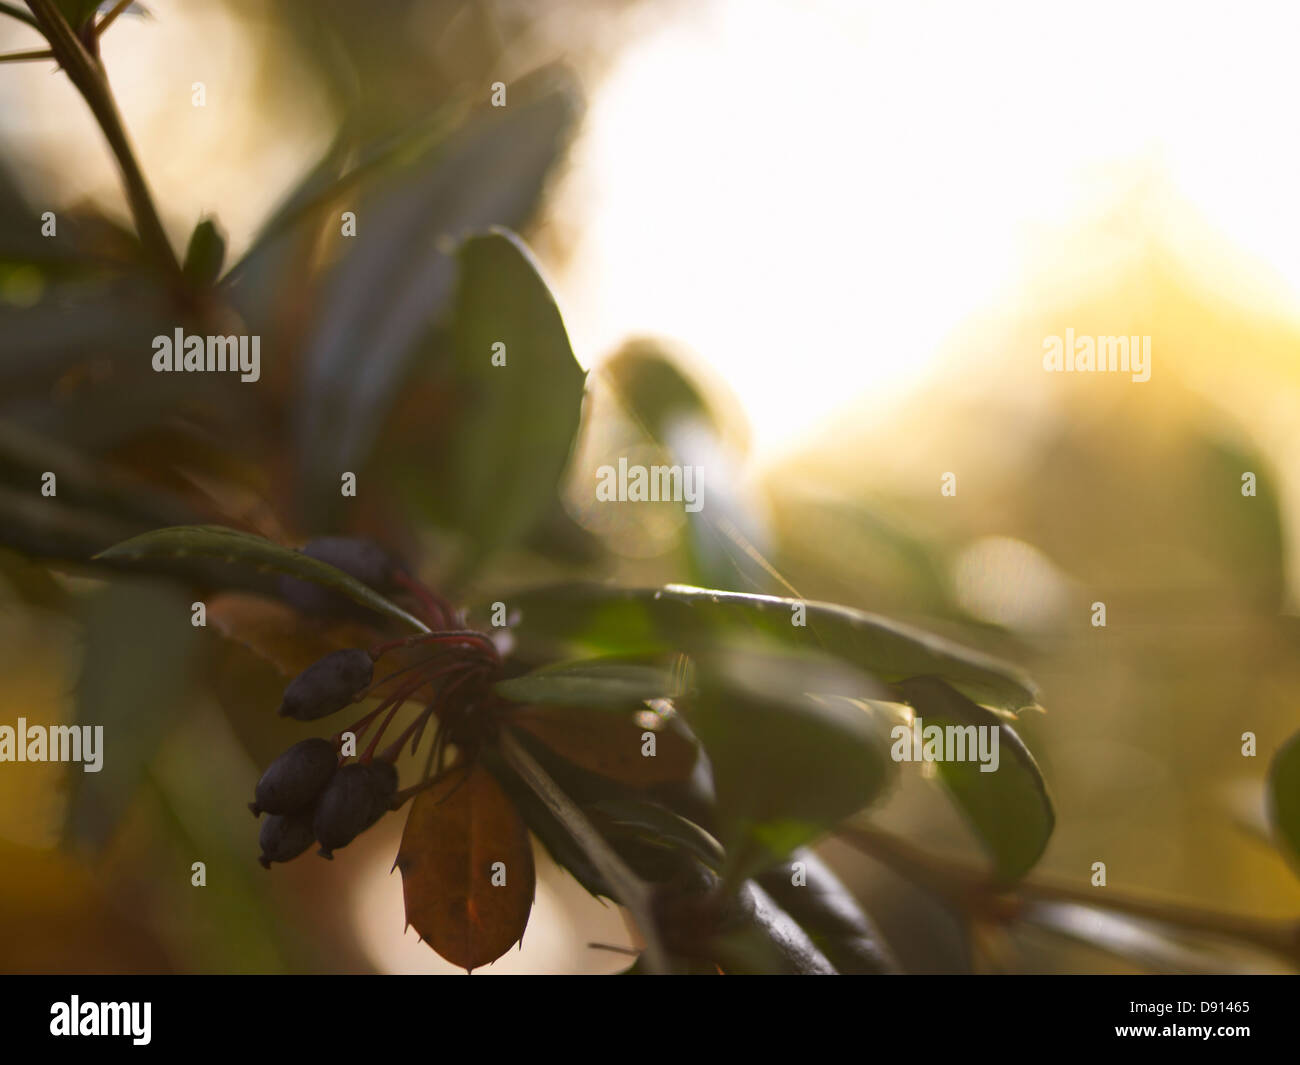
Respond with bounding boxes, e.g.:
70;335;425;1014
363;695;407;762
352;673;429;759
368;633;434;659
379;704;436;763
393;570;456;630
353;652;442;700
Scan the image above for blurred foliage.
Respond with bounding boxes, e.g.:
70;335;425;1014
0;0;1297;975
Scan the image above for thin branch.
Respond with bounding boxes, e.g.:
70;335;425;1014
24;0;179;275
94;0;133;36
0;1;39;30
0;46;51;61
838;823;1300;967
499;728;670;973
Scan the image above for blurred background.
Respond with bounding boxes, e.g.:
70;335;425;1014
1;0;1299;973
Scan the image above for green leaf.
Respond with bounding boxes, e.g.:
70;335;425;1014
1200;435;1286;610
0;483;141;562
494;657;686;709
293;70;581;527
599;341;767;589
220;108;459;330
0;277;170;399
65;579;199;850
94;525;429;632
0;420;196;530
443;229;586;571
488;582;1040;711
1268;728;1300;875
681;650;896;883
894;676;1054;881
181;216;226;287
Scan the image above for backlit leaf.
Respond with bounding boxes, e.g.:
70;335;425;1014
442;229;586;570
895;676;1054;881
493;658;687;708
206;592;379;677
491;582;1039;711
396;764;535;971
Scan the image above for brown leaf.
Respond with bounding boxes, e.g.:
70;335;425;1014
511;705;698;785
396;764;535;971
207;593;378;677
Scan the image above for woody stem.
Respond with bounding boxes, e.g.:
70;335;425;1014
25;0;180;275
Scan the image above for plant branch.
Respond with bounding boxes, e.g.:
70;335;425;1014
838;823;1300;967
24;0;179;275
95;0;133;36
0;45;50;60
0;1;38;30
499;727;670;973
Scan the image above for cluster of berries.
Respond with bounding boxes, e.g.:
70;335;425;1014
252;739;398;865
250;536;502;869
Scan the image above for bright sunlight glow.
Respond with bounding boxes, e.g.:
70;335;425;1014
552;0;1300;459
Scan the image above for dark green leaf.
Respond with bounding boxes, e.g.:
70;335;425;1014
0;483;141;561
756;849;898;973
442;229;586;570
0;420;197;529
94;525;429;632
708;880;836;974
682;649;896;882
1268;728;1300;875
895;676;1054;881
589;798;724;871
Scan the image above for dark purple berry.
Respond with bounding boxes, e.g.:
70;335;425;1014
258;812;316;868
278;537;402;615
249;737;337;816
306;537;399;588
363;760;399;812
312;761;399;859
278;649;373;721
